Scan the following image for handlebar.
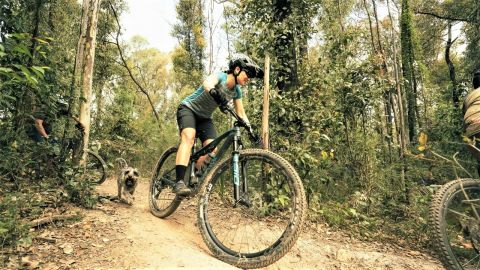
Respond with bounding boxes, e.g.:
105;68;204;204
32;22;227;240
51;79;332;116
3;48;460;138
220;104;261;145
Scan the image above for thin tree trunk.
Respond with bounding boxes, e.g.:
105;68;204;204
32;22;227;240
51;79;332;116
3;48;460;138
262;55;270;150
388;0;407;198
400;0;418;142
110;3;162;131
446;21;459;108
223;3;232;58
363;0;377;55
207;0;214;73
372;0;393;158
28;0;43;67
78;0;101;164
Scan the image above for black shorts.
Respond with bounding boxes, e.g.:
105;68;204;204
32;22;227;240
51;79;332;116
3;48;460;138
176;104;217;143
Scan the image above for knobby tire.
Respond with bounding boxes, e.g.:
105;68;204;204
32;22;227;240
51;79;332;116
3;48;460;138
197;148;307;269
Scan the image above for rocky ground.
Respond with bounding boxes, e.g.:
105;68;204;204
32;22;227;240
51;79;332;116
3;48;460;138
1;177;444;269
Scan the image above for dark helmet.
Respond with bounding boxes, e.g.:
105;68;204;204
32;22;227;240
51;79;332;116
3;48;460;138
56;99;70;116
228;54;264;79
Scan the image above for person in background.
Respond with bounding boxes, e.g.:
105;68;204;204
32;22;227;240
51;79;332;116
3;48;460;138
463;70;480;173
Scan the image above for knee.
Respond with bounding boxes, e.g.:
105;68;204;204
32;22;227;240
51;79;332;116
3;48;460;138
181;131;196;147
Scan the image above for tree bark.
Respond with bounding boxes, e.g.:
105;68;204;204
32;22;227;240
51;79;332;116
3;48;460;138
388;0;407;197
262;55;270;150
78;0;101;164
445;21;459;108
400;0;418;142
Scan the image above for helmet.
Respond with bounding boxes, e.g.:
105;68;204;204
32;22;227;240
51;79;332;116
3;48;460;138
228;54;264;79
56;99;69;116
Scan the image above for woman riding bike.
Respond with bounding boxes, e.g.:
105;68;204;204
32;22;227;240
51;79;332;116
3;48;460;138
173;54;264;195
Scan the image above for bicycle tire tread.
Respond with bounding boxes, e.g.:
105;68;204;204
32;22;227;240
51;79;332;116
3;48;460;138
429;178;480;270
149;147;182;218
197;148;307;269
85;149;107;184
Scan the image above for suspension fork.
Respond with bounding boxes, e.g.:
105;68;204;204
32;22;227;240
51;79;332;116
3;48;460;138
232;127;250;207
232;128;241;202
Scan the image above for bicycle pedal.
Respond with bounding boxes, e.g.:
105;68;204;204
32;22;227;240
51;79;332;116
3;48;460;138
191;176;199;185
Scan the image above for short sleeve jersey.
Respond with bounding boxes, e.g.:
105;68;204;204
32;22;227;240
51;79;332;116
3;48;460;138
181;72;242;118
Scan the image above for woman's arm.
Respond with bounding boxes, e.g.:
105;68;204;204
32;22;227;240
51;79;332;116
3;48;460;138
203;73;220;92
233;99;249;124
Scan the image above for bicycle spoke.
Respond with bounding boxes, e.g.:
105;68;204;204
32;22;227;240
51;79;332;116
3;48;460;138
201;153;295;256
447;208;478;220
149;147;182;218
462;253;480;268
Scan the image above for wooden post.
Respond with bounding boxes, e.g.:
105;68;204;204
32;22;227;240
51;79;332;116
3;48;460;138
261;55;270;150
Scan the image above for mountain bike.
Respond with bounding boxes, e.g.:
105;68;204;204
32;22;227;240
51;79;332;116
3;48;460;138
429;148;480;270
148;105;307;269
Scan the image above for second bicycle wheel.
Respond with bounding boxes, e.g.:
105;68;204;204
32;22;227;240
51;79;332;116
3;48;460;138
83;149;107;184
430;179;480;270
198;149;307;269
149;147;182;218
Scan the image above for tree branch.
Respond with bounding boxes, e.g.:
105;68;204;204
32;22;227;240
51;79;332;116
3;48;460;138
415;10;475;23
109;3;162;131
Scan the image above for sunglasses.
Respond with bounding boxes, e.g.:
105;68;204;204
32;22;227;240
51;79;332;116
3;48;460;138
244;69;255;78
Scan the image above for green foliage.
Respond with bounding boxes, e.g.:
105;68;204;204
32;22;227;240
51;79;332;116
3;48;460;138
172;0;205;90
0;195;30;247
63;178;97;209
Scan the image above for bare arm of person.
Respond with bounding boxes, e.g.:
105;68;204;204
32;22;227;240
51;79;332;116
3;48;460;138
233;99;249;124
203;73;220;92
34;119;49;138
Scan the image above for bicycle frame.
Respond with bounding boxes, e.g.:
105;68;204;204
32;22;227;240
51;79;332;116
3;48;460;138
186;122;247;204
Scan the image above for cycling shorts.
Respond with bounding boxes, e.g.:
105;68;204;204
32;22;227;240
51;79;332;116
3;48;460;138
176;104;217;143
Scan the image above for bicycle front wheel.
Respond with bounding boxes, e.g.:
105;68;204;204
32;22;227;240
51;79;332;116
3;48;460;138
198;149;307;269
84;149;107;184
430;179;480;270
149;147;182;218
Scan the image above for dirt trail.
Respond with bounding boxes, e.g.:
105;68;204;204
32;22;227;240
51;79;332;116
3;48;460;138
7;177;444;269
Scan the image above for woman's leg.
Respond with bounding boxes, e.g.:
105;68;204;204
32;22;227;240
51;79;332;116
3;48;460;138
174;105;197;195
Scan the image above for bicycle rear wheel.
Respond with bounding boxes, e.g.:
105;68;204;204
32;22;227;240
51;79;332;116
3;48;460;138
149;147;182;218
197;149;307;269
430;179;480;270
83;149;107;184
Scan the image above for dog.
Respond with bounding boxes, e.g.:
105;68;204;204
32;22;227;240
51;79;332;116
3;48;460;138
115;158;139;205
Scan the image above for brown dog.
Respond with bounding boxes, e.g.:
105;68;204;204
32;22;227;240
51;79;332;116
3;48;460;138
115;158;139;205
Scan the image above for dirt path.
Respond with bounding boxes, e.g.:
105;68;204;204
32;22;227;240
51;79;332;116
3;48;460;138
6;177;444;269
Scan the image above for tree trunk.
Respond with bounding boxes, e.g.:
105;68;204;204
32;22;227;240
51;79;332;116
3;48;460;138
400;0;418;142
78;0;101;164
446;21;459;108
363;0;377;55
262;55;270;150
388;0;407;199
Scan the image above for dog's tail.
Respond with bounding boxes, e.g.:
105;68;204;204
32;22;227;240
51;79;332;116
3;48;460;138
115;158;128;169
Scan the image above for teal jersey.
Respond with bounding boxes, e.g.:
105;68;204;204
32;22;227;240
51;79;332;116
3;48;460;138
181;72;242;118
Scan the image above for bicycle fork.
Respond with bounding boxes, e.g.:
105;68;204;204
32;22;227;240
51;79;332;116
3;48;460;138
232;130;251;208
